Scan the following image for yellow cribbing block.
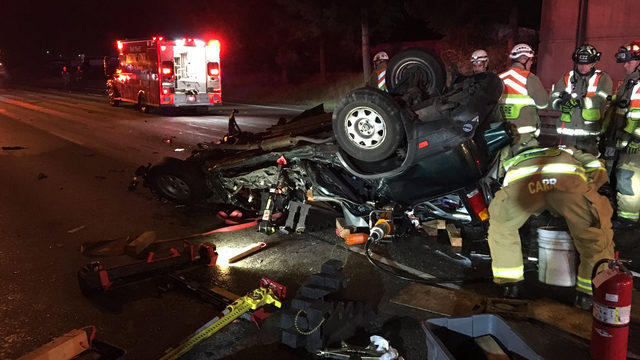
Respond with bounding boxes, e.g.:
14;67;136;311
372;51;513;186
158;287;281;360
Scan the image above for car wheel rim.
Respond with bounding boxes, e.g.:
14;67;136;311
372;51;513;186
344;106;386;149
157;175;191;200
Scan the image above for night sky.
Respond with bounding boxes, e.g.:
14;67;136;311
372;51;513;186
0;0;542;73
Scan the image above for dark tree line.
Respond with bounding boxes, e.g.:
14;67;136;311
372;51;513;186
0;0;538;81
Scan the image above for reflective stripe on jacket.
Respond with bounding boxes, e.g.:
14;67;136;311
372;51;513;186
501;146;606;187
376;68;387;91
498;68;536;120
624;81;640;137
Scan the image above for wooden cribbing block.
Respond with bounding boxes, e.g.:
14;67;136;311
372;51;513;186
17;329;89;360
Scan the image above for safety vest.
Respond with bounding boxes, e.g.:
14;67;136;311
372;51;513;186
498;68;536;120
376;68;387;91
560;70;605;123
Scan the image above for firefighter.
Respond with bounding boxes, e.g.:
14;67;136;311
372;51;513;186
368;51;389;91
488;145;614;309
471;49;489;74
549;44;612;155
61;66;71;92
75;65;85;90
498;44;548;153
610;41;640;224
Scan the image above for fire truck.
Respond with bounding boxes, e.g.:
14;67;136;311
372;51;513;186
106;36;222;112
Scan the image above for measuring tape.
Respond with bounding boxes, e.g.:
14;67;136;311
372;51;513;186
158;287;281;360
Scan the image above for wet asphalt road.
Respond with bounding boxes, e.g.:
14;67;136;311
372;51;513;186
1;87;639;359
0;88;434;359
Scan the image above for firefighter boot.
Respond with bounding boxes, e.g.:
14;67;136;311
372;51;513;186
501;281;524;299
574;292;593;310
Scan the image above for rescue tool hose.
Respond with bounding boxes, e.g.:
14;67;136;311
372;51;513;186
364;238;465;285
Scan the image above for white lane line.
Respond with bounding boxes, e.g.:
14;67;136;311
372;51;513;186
0;108;86;146
224;102;304;112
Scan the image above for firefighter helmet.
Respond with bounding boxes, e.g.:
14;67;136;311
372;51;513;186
572;44;601;64
373;51;389;62
470;49;489;64
509;44;535;60
615;41;640;63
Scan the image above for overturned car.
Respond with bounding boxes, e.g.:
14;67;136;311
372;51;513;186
138;48;512;237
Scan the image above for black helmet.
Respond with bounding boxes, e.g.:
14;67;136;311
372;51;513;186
572;44;601;64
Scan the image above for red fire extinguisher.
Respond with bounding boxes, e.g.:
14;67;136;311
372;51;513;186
590;256;633;360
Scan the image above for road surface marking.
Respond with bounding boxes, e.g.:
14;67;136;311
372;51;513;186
0;96;68;118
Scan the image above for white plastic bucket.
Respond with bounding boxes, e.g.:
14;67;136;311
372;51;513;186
537;227;577;287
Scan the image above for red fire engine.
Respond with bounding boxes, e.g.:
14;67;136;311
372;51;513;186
107;36;222;112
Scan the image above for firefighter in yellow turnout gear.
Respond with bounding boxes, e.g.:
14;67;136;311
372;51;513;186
549;44;612;155
498;44;548;153
488;146;614;309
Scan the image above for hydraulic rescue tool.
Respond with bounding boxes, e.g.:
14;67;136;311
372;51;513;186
590;256;634;360
158;277;286;360
258;155;287;234
77;241;217;295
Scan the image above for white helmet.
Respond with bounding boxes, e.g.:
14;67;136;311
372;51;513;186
470;49;489;63
373;51;389;62
509;43;535;59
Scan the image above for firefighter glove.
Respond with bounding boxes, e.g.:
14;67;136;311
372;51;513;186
559;91;571;104
560;99;579;113
616;131;632;150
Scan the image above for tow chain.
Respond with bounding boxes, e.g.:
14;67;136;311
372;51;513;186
294;309;325;335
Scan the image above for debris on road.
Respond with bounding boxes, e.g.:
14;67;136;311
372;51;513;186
228;242;267;264
37;172;47;180
67;225;86;234
1;146;27;151
80;236;131;257
174;148;185;152
124;230;157;257
15;327;126;360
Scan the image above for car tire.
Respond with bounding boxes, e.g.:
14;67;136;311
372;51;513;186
147;159;209;205
138;94;149;113
386;47;446;96
332;87;404;162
